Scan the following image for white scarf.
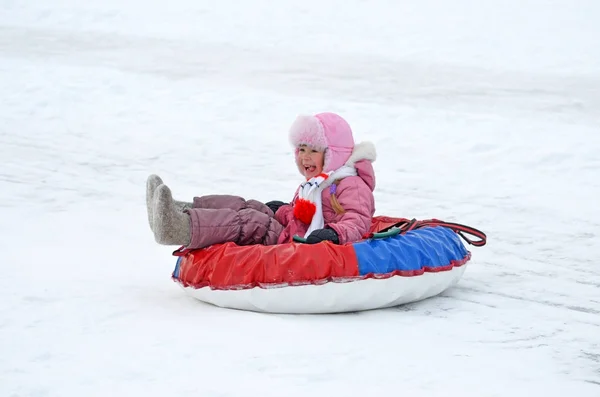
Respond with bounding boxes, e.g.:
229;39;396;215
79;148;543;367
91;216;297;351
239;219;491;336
294;165;358;238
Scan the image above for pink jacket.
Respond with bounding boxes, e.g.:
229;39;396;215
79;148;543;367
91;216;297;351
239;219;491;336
275;158;376;245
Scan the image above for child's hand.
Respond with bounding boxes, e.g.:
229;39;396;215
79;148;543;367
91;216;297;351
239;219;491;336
265;200;287;215
306;228;339;244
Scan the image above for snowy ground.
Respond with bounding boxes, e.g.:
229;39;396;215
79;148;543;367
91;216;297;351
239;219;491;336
1;1;599;396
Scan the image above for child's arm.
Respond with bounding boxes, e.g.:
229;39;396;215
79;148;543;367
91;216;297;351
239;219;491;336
326;179;374;244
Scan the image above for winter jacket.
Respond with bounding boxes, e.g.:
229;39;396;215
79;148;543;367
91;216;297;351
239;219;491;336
275;156;375;245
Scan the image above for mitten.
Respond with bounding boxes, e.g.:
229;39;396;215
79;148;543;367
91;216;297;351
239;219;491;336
265;200;287;215
305;227;340;244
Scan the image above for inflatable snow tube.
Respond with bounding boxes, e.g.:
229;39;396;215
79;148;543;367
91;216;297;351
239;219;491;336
170;217;485;314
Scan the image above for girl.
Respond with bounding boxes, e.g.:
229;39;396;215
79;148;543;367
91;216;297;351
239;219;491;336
146;112;377;248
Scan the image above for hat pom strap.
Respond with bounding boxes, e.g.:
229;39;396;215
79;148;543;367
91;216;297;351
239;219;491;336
293;198;317;224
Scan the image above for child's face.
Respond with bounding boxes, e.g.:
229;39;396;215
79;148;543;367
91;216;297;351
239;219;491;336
297;145;325;179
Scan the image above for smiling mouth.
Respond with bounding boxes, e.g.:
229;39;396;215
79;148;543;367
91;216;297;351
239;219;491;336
304;165;317;173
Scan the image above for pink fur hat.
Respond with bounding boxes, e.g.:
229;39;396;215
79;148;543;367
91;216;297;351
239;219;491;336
289;112;355;173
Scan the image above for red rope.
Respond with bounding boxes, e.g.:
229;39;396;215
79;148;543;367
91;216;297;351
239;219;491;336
386;218;487;247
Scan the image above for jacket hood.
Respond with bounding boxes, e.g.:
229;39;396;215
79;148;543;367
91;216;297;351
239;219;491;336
344;141;376;191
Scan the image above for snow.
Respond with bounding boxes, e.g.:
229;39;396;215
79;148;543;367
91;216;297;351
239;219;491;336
1;0;599;395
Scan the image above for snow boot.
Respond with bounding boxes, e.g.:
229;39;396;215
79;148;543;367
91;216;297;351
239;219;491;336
152;184;192;246
146;174;192;231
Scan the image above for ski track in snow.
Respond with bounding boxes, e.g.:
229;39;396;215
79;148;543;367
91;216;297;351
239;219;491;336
1;1;599;396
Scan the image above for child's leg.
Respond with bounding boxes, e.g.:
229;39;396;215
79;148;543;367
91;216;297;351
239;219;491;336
152;185;283;249
192;195;272;216
147;174;273;232
186;206;283;249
